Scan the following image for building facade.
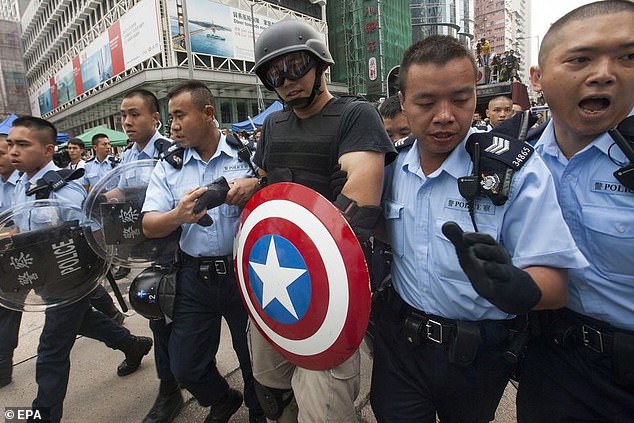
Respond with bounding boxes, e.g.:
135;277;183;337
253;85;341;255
473;0;528;83
19;0;345;135
0;19;31;118
410;0;475;46
327;0;411;101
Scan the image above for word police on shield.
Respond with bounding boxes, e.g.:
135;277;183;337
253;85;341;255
234;182;371;370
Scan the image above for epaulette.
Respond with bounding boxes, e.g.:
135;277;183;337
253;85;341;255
85;157;96;163
462;111;536;206
466;131;534;171
107;156;120;168
26;168;85;200
153;138;184;169
394;135;416;151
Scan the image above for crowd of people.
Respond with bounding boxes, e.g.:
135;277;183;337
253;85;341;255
475;37;522;84
0;1;632;422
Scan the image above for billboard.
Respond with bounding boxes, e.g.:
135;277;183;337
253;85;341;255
168;0;277;61
31;0;161;116
167;0;326;62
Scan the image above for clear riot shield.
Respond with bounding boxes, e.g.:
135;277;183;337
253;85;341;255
0;199;109;311
83;159;179;267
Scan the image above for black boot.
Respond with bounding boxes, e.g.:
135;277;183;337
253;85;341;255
113;266;131;280
142;379;184;423
205;388;243;423
117;335;153;376
0;352;13;388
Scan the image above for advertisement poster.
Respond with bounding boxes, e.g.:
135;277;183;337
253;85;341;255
33;0;160;115
167;0;278;61
55;61;77;105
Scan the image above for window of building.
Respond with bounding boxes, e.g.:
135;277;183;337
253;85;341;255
236;101;248;122
220;101;232;125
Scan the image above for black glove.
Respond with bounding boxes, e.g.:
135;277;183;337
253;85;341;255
334;194;382;244
330;164;347;198
192;177;230;227
441;221;541;314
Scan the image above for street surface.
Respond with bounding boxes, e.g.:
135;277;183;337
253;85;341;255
0;278;518;422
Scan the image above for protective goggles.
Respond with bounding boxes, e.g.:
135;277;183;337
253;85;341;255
264;52;316;88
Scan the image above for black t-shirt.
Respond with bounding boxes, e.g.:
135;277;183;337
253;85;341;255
254;98;396;170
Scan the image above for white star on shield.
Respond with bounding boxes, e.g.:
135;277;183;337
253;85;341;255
249;236;307;319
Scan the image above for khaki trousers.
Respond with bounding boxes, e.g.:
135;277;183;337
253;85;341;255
248;323;360;423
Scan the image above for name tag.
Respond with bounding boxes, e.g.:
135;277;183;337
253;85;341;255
591;180;634;195
445;198;495;215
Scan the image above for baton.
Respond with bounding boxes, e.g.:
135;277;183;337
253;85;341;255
106;269;128;312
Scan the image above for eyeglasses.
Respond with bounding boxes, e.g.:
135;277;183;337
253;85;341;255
264;52;316;88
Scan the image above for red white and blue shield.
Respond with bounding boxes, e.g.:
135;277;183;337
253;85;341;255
234;182;371;370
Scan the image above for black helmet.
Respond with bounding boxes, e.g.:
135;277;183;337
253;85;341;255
129;266;164;320
254;19;334;91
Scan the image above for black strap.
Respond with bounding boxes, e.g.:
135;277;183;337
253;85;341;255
26;168;85;199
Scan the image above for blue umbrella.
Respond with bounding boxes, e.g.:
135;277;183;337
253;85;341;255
0;113;18;135
0;114;69;143
231;101;283;132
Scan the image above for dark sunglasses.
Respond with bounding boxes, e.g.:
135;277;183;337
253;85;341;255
265;52;316;88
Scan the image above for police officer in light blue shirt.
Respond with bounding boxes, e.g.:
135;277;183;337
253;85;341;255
117;88;189;423
369;36;587;423
0;170;19;213
0;134;21;388
82;133;118;192
120;127;163;164
5;116;152;422
534;119;634;329
142;81;264;423
516;3;634;421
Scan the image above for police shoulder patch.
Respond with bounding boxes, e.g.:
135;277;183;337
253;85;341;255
161;144;184;169
394;135;415;151
466;131;534;171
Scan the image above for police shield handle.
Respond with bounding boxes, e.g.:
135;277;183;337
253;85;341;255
441;221;542;315
192;176;230;227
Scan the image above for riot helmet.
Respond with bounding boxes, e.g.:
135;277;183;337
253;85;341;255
129;266;164;320
254;20;333;107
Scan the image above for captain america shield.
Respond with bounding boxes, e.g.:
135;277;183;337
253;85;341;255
234;182;371;370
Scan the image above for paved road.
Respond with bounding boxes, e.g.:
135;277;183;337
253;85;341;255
0;281;518;422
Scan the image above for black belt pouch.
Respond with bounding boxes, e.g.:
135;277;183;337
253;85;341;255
613;331;634;387
449;321;481;366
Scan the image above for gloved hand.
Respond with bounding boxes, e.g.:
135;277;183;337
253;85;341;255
441;221;541;314
330;164;347;198
192;177;230;227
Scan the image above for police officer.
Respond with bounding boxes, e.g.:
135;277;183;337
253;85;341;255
82;132;127;324
108;89;168;283
6;116;153;423
228;20;395;422
379;95;411;143
82;133;118;193
0;131;21;388
142;80;264;423
517;2;634;421
111;88;185;423
370;35;587;423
